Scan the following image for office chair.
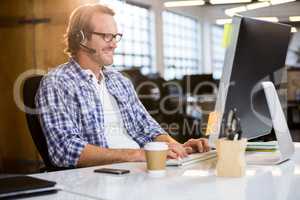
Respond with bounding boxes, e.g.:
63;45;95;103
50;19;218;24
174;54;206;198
23;75;71;172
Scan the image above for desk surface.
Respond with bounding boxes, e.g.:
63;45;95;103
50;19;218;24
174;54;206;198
29;143;300;200
20;190;98;200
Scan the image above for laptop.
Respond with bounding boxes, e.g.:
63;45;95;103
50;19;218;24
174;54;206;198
0;175;58;198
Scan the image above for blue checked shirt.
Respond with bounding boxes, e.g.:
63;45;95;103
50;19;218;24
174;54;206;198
35;58;165;167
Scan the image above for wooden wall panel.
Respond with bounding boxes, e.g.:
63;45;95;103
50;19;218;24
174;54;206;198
0;0;39;173
0;0;96;173
34;0;97;70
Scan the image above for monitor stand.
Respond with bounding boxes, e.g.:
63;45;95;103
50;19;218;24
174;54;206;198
246;81;295;165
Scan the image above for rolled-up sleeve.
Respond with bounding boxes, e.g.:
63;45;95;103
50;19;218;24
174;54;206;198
35;76;87;167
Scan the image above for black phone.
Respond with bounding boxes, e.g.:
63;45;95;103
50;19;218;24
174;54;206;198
94;168;130;175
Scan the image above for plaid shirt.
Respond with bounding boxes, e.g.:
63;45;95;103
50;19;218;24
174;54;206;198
35;58;165;167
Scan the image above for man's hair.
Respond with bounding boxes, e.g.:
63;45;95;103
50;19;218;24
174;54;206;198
64;3;115;57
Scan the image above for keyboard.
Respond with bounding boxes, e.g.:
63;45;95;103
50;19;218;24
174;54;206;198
166;150;217;166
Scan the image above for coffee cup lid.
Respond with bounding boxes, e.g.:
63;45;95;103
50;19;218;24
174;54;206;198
144;142;168;151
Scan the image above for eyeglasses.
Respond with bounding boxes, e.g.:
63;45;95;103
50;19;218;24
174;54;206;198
89;32;123;43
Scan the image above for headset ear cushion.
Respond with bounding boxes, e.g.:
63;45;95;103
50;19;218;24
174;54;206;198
77;30;85;43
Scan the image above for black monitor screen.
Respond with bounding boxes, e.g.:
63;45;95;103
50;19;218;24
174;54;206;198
216;16;291;139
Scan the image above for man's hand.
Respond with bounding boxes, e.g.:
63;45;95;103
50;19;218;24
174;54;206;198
153;134;209;159
183;138;210;154
154;134;188;159
167;143;189;159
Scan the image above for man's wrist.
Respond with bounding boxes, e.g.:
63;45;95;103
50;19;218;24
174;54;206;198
126;149;145;162
154;134;179;144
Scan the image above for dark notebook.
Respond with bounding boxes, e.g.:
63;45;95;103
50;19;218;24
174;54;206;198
0;176;57;198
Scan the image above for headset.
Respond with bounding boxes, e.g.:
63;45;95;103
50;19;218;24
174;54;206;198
77;30;96;54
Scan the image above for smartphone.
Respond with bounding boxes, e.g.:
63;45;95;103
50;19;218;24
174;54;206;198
94;168;130;175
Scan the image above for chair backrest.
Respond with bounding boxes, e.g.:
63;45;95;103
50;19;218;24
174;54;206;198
23;75;68;171
0;153;3;173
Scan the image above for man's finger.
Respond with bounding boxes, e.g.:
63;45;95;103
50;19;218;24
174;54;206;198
168;143;188;158
167;150;178;159
186;139;204;153
196;141;204;153
184;146;194;154
183;139;196;148
201;139;210;152
197;138;209;152
183;138;211;153
172;146;187;158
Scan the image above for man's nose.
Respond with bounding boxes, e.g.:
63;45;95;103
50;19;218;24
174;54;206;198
109;39;117;48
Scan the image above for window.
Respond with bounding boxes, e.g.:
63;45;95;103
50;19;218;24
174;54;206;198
100;0;154;74
163;11;200;80
211;25;226;79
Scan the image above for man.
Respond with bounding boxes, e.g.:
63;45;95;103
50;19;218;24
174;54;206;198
36;3;209;168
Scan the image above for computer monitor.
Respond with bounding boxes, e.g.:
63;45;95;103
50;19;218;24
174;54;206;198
210;16;291;142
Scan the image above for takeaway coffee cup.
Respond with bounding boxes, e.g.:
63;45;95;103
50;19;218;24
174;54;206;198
144;142;168;176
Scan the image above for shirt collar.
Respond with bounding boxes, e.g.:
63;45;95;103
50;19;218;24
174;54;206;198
82;68;105;84
69;57;91;82
69;57;106;83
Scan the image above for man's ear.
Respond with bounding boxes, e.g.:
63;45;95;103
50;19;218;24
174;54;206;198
78;30;87;44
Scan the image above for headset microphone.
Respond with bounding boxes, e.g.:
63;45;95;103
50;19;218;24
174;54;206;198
79;43;96;54
78;30;97;54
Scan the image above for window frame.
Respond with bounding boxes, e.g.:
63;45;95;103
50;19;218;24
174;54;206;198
162;10;201;80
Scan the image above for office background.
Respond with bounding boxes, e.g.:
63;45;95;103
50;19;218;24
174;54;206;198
0;0;300;174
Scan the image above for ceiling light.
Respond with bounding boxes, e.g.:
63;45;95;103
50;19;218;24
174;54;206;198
225;6;247;16
164;0;205;7
291;27;297;33
225;0;296;17
270;0;296;5
210;0;252;4
255;17;279;22
216;19;233;25
246;2;271;10
289;16;300;22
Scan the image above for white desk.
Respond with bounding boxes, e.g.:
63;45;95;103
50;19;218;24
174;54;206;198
20;190;100;200
30;143;300;200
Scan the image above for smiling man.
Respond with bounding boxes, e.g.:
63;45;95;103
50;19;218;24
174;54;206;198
35;3;209;168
